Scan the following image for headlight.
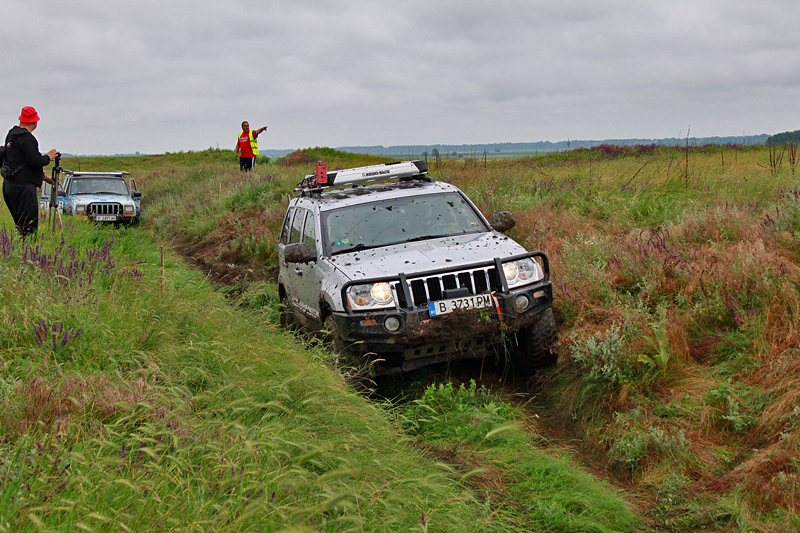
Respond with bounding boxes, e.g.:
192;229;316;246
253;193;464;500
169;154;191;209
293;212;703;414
124;204;135;214
515;258;538;282
371;282;393;303
347;282;395;310
503;258;543;287
502;262;518;281
75;204;86;215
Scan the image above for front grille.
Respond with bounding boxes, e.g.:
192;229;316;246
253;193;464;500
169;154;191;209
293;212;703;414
396;266;502;307
87;203;122;216
340;251;549;316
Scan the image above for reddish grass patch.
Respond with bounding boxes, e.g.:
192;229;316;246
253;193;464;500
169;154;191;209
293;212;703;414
1;373;179;441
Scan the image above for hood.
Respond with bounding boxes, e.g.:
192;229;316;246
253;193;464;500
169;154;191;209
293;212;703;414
327;231;527;281
72;193;133;203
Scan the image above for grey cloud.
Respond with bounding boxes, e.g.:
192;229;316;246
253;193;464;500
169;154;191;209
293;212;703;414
2;0;799;154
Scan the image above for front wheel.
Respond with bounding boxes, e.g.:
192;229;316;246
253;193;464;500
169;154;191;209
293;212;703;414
323;315;345;354
323;315;377;388
279;293;295;330
510;308;558;376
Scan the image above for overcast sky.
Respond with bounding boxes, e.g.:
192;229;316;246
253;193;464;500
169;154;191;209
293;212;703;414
3;1;799;155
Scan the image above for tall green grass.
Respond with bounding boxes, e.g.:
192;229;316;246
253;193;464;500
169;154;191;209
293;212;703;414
399;380;637;532
43;144;800;532
0;217;505;532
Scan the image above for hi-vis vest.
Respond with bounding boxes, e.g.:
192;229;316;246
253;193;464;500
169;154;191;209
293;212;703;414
239;131;258;156
247;130;258;156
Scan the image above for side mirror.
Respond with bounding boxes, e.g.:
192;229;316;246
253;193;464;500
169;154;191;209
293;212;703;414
490;211;516;233
284;243;317;264
132;191;142;199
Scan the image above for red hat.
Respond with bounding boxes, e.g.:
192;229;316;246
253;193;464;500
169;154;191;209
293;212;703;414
19;106;40;123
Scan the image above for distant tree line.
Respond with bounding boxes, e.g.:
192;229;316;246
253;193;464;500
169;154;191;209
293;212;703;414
767;130;800;146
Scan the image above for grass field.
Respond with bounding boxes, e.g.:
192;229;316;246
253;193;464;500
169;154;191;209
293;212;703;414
1;143;799;532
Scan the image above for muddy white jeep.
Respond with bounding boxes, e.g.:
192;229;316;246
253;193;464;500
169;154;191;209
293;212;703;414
278;160;557;376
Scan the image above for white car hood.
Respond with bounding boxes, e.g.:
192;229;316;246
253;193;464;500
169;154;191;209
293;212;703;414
72;194;132;203
327;232;527;280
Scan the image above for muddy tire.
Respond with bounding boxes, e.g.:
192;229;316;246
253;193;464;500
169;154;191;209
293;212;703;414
324;315;345;354
323;316;376;388
510;307;558;376
279;293;294;330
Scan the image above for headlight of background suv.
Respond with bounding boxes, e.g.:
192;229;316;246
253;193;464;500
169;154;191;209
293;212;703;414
75;204;86;215
347;282;395;310
503;258;543;287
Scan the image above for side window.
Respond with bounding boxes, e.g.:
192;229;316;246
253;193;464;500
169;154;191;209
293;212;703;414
302;210;316;250
289;207;307;244
280;207;295;245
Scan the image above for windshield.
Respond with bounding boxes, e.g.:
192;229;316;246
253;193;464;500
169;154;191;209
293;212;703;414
323;192;488;255
69;177;129;195
42;182;61;197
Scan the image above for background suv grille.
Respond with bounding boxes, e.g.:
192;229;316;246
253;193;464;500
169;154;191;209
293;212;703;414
88;203;122;215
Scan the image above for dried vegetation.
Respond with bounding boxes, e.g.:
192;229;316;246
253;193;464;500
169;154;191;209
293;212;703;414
5;144;800;531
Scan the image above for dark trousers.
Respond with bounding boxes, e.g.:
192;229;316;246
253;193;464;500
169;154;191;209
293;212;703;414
239;156;255;171
2;180;39;238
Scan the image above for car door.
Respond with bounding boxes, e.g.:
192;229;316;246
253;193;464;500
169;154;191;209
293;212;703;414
282;207;322;327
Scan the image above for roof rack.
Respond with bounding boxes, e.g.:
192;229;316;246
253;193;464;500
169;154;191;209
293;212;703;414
64;170;130;177
296;160;431;193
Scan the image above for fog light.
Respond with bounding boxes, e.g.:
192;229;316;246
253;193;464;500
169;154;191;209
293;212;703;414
514;295;530;312
384;316;401;332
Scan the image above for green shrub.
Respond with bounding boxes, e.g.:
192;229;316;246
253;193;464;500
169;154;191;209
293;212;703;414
609;409;691;473
569;323;638;390
402;380;517;444
707;382;757;432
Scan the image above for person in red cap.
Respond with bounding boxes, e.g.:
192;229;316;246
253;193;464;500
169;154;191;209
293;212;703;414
1;106;58;238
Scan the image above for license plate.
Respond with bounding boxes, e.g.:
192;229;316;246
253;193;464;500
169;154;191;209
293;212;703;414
95;215;117;221
429;294;494;317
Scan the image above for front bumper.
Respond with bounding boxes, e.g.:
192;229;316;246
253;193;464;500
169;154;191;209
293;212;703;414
78;213;139;224
331;281;553;374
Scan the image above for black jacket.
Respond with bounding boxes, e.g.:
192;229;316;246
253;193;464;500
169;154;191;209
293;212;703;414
2;126;50;186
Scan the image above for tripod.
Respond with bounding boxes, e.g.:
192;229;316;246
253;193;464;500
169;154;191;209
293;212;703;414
49;153;63;231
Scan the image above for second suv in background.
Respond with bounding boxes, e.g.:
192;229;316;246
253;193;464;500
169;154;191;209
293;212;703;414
41;170;142;225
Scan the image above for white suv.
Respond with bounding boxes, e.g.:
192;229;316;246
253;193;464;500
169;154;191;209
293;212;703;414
41;170;142;224
278;160;557;376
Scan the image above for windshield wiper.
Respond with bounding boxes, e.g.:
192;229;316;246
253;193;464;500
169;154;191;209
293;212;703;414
403;234;451;243
330;233;461;255
331;243;386;255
